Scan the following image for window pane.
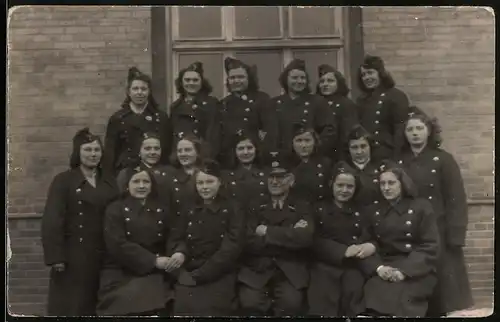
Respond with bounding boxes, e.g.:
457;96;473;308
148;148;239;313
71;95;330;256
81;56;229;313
178;7;222;39
177;53;224;99
290;7;337;37
234;6;282;39
292;50;338;90
234;51;284;97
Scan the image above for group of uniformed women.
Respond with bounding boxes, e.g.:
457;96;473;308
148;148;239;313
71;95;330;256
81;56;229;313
41;54;474;317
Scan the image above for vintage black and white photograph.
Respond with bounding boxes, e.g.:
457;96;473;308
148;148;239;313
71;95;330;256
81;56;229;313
6;5;494;317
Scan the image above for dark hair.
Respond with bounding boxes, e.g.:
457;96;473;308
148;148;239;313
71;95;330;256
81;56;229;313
402;107;443;150
227;135;263;170
135;132;162;165
378;160;418;199
225;64;260;93
70;137;104;169
316;68;350;97
174;69;213;97
278;69;312;94
120;168;159;200
356;57;396;93
123;70;159;109
290;129;322;165
330;160;362;202
168;134;207;168
193;160;229;203
344;124;374;160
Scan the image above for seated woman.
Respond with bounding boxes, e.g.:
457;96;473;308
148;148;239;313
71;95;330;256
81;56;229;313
308;161;375;317
96;168;176;316
168;159;245;316
360;160;440;317
222;128;268;209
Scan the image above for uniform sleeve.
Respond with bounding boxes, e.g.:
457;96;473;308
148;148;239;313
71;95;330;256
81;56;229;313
357;206;384;275
116;168;128;193
396;200;440;278
389;89;410;156
190;204;246;284
313;238;348;266
339;98;360;149
159;111;173;165
102;115;120;175
440;152;469;247
257;92;278;153
205;99;223;159
243;205;267;255
167;207;189;257
41;174;68;266
104;202;157;275
314;97;338;156
265;202;314;249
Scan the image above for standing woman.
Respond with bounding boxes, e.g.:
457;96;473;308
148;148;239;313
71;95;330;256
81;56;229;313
360;161;439;317
102;67;172;176
41;128;119;316
97;168;176;316
399;107;473;316
271;59;336;159
168;159;245;316
222;128;269;209
316;64;359;162
169;62;220;156
308;162;375;317
356;55;411;162
289;121;332;204
344;125;383;207
116;132;168;193
217;57;277;168
162;134;206;219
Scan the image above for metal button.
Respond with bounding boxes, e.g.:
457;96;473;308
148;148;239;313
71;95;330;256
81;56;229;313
260;193;264;197
231;181;236;185
175;187;179;192
176;200;180;203
352;236;358;240
431;169;436;173
126;232;131;235
408;209;413;214
125;207;130;212
405;244;412;249
428;196;433;200
319;185;323;188
318;173;323;177
188;222;192;226
194;129;198;134
375;131;379;135
260;181;264;185
158;233;162;237
430;183;434;187
188;234;192;238
354;212;360;216
376;111;380;115
375;120;380;124
79;225;83;228
76;188;81;193
158;220;163;224
243;118;248;121
79;212;83;216
406;233;412;237
220;234;224;238
375;141;380;145
355;223;359;227
79;238;83;242
78;201;82;204
405;220;412;226
319;208;323;211
125;217;130;221
375;211;380;216
378;100;383;104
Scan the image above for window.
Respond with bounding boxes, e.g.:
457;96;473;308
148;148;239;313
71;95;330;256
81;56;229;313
168;6;348;105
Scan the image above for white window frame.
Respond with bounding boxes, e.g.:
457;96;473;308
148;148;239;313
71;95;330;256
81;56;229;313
167;6;349;106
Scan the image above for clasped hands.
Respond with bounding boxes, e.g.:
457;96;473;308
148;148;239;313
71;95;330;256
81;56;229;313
376;265;406;283
155;252;185;272
344;243;376;259
255;219;308;237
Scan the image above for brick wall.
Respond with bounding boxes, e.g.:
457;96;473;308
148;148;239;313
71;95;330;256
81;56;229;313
363;6;495;308
7;6;151;316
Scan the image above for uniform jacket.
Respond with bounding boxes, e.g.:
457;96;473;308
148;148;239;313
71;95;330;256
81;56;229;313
291;155;332;203
238;198;314;290
217;91;277;159
41;168;119;316
168;198;245;285
361;198;439;278
271;93;337;158
169;94;220;156
97;197;174;315
322;94;359;161
398;147;469;247
348;159;383;207
102;103;173;175
156;166;198;220
222;166;269;209
356;87;410;160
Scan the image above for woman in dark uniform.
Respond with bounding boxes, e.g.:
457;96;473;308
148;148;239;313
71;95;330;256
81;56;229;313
96;168;176;316
168;159;245;316
161;134;207;220
116;132;169;193
308;161;375;317
271;59;336;160
360;161;440;317
41;128;119;316
316;64;359;162
102;67;172;176
344;125;383;207
289;121;332;204
222;128;268;209
217;57;277;168
169;62;220;157
356;55;411;162
399;107;473;316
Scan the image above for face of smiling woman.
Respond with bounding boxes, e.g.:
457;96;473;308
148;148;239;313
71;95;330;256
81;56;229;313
195;170;221;201
128;171;152;200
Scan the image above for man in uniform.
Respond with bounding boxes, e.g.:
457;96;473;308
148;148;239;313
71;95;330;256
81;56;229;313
238;151;314;316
